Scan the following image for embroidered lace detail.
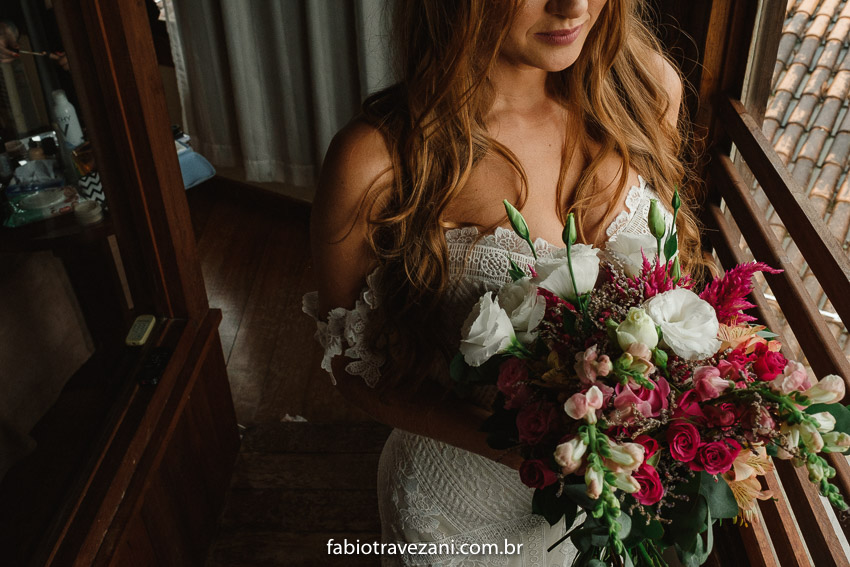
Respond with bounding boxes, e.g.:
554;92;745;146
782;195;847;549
445;226;560;286
301;270;384;387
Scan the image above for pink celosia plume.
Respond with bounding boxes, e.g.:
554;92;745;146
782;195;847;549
699;262;782;325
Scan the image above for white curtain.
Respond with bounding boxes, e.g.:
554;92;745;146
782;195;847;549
162;0;393;191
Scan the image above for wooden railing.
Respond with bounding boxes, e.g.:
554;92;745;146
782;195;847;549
704;95;850;567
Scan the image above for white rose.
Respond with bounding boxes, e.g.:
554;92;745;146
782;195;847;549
606;233;663;277
459;292;516;366
644;288;721;360
616;307;659;351
498;278;546;344
533;244;600;301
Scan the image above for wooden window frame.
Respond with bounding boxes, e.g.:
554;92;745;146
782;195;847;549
686;1;850;565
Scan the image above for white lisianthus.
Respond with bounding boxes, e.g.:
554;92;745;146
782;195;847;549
606;232;663;277
533;244;600;301
459;292;515;366
644;288;721;360
498;278;546;344
616;307;659;351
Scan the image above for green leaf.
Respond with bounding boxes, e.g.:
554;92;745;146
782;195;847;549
614;510;632;540
532;483;581;527
586;560;606;567
449;353;469;385
663;230;678;261
756;329;779;339
807;403;850;435
698;472;738;519
508;257;527;282
561;482;597;510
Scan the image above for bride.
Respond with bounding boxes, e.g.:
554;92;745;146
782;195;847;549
305;0;707;564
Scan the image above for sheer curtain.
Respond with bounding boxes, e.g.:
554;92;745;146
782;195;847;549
162;0;392;196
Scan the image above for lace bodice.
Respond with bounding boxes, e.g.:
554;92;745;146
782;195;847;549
302;176;670;386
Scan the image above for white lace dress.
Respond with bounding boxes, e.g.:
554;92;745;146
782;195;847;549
303;177;671;566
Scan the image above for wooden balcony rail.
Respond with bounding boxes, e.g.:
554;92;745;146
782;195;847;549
717;96;850;331
701;94;850;566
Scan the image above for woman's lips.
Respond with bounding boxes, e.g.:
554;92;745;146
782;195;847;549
534;25;583;46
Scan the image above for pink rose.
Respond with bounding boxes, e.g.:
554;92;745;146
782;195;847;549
718;347;755;380
498;358;531;409
693;366;730;401
519;459;558;488
634;435;658;458
703;403;739;428
752;343;786;381
517;402;558;445
667;421;701;462
615;377;670;419
633;463;664;505
696;439;741;475
673;390;706;422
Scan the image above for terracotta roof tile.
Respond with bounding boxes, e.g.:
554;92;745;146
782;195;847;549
787;95;818;128
824;131;850;165
765;90;794;123
777;62;810;93
756;0;850;351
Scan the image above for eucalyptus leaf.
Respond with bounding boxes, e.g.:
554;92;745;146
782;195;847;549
698;472;738;519
586;560;606;567
807;403;850;435
756;329;780;339
615;510;632;540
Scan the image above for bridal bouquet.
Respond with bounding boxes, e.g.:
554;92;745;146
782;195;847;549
452;194;850;567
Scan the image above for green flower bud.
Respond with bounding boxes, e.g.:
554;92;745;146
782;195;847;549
648;199;666;240
563;213;578;246
672;256;682;281
672;187;681;213
503;199;530;241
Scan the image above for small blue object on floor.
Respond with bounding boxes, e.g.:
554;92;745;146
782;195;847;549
176;140;216;190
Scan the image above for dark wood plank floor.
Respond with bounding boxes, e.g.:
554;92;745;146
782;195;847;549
187;179;386;566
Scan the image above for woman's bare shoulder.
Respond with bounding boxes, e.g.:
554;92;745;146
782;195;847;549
318;117;392;204
646;51;683;126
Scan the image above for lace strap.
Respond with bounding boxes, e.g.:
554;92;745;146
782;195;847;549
301;270;384;387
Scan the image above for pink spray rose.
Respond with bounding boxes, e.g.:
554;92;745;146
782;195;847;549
516;402;558;445
667;421;702;462
752;342;787;381
633;463;664;505
497;358;531;409
519;459;558;489
695;439;741;475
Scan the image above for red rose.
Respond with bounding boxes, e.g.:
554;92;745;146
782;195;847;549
519;459;558;489
634;435;658;458
752;343;786;381
633;463;664;505
516;402;558;445
667;421;701;462
498;359;531;409
703;403;739;428
696;439;741;475
672;390;706;423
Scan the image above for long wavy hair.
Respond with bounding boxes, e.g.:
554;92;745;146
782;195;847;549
359;0;705;391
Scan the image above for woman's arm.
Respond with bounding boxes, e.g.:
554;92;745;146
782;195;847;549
310;118;523;470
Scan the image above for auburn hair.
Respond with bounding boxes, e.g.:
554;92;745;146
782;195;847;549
359;0;705;390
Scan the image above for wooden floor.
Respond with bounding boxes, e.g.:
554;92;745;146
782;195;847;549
187;179;387;566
